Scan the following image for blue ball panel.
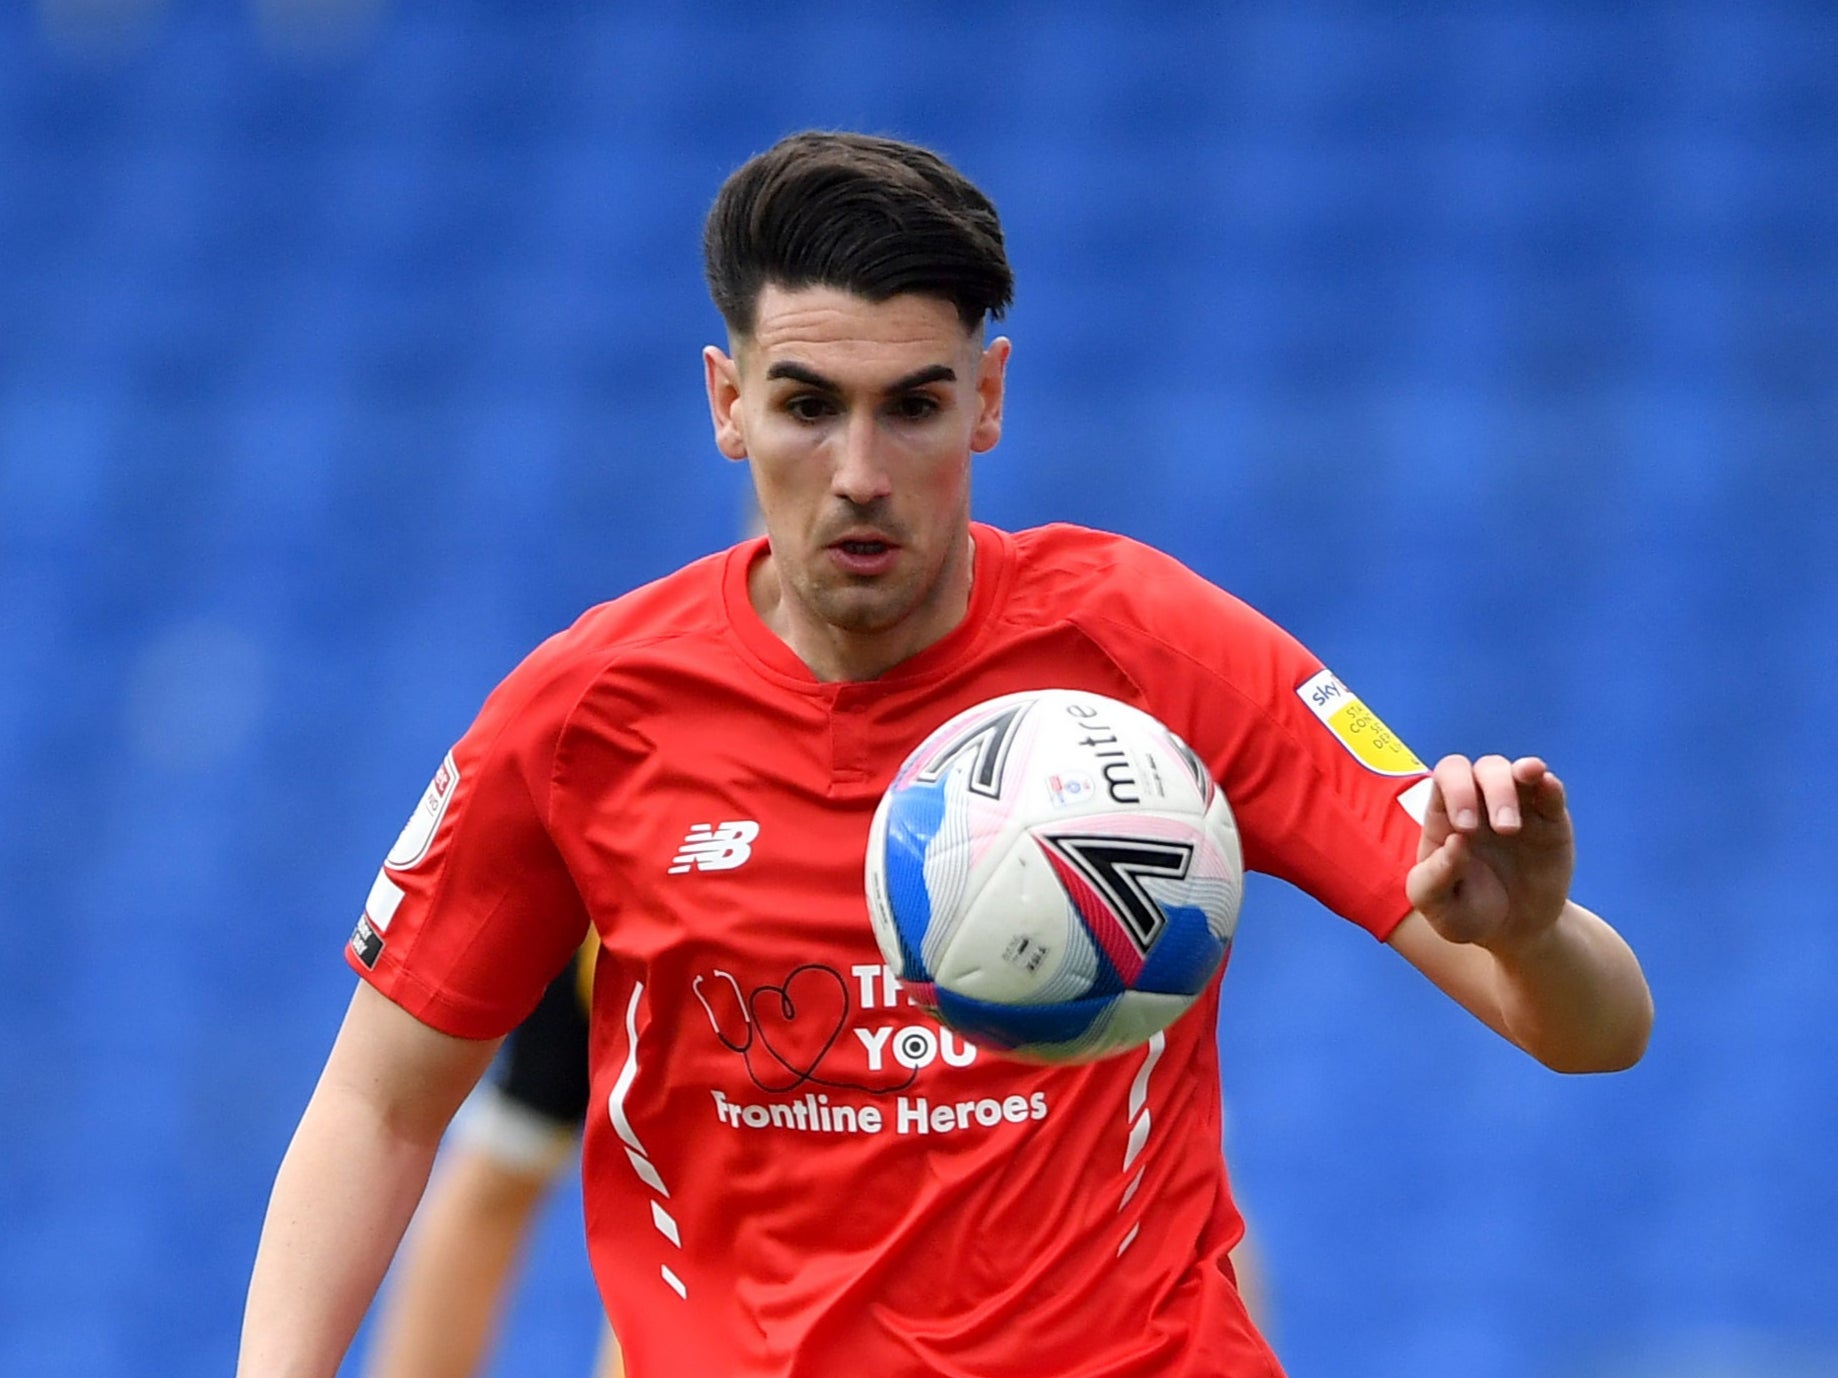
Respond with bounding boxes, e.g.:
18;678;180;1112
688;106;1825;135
933;986;1113;1050
880;775;949;982
1135;905;1229;996
1084;941;1127;999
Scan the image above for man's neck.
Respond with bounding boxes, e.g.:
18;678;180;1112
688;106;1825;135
750;532;976;683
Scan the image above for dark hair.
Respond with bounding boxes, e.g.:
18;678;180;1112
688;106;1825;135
704;130;1014;337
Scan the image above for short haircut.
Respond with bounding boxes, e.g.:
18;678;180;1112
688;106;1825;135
704;130;1015;338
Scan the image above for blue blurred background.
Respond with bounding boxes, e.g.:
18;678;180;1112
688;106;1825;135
2;3;1834;1376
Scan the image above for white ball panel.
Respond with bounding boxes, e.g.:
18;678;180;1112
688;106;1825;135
931;836;1097;1004
1203;784;1243;867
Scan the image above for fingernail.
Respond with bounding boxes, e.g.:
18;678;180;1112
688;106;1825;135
1498;808;1520;829
1456;809;1478;829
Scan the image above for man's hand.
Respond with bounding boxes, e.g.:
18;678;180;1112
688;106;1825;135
1405;754;1574;952
1390;753;1652;1072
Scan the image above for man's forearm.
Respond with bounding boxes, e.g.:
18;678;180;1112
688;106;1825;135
236;1078;446;1378
1489;900;1653;1074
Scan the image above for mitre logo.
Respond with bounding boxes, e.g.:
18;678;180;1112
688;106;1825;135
669;820;759;874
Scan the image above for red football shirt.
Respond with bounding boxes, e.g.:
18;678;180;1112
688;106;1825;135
350;522;1429;1378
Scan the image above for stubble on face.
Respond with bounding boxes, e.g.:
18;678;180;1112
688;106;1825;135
722;285;1001;680
786;496;952;633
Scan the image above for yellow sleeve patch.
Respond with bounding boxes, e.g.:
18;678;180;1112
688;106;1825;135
1297;670;1426;777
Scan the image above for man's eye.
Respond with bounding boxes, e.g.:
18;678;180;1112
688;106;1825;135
891;394;941;421
786;395;834;422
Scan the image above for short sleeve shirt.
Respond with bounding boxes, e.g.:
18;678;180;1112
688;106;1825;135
350;522;1429;1378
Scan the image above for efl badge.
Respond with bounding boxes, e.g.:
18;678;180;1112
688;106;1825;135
387;751;460;870
1297;670;1426;777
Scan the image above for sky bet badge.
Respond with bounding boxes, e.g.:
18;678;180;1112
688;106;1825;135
1297;670;1426;776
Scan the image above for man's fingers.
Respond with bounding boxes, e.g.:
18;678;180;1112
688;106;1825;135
1526;766;1567;822
1434;754;1552;835
1510;755;1549;785
1474;754;1521;833
1405;832;1465;911
1432;754;1479;830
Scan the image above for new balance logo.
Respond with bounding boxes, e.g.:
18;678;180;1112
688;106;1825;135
668;821;760;874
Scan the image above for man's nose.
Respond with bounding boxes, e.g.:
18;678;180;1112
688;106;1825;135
831;412;892;506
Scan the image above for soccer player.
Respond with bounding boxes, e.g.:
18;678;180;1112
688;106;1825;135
237;131;1652;1378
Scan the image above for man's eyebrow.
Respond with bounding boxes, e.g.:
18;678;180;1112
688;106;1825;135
886;364;957;392
763;361;958;393
763;361;836;390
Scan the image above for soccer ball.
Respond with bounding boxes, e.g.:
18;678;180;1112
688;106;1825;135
864;689;1243;1064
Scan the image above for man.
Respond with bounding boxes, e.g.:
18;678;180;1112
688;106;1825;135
238;131;1652;1377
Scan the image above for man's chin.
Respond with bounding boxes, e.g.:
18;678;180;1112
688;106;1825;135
808;583;913;636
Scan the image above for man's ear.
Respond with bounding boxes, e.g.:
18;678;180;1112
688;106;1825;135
704;344;748;460
970;336;1011;454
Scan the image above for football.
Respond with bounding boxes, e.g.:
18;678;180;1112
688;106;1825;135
864;689;1243;1064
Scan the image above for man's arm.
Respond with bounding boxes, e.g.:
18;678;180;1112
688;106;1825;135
237;982;502;1378
1387;754;1653;1074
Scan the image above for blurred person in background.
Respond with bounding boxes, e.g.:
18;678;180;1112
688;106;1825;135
238;130;1650;1378
360;947;624;1378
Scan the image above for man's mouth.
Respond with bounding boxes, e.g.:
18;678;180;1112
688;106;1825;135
827;536;901;576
